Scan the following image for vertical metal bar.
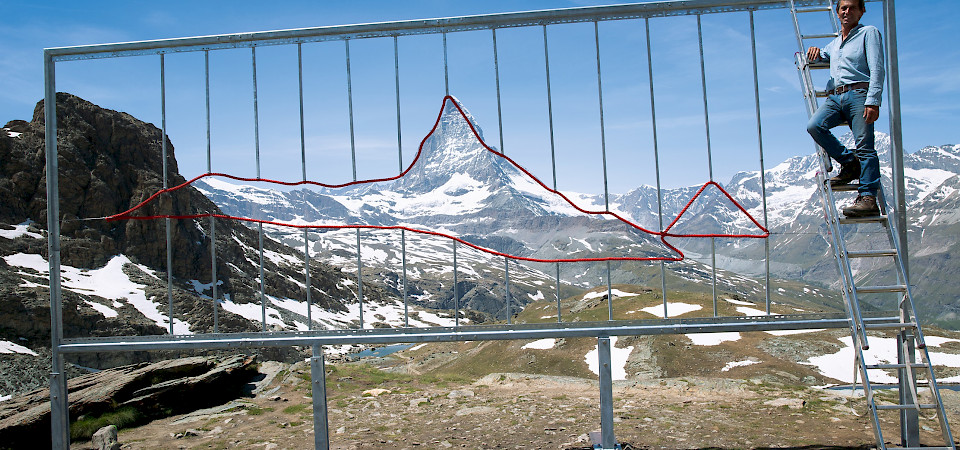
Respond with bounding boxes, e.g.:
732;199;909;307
252;47;267;331
394;36;409;328
749;11;771;314
606;261;613;321
492;29;511;325
898;331;920;446
45;50;70;450
402;232;408;327
697;15;719;317
298;43;313;330
645;19;668;318
345;39;363;328
492;29;505;154
595;21;610;210
311;345;330;450
505;258;512;324
453;241;459;327
442;31;449;96
883;1;917;443
543;25;558;191
555;264;561;322
345;40;357;181
356;229;363;329
205;50;219;333
598;337;617;449
883;0;908;281
595;21;615;322
543;25;563;326
161;53;175;335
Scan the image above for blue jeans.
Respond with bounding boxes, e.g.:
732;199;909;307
806;89;880;197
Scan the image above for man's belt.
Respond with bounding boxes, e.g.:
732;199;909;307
831;82;870;95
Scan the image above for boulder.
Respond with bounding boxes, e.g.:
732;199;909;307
0;354;257;449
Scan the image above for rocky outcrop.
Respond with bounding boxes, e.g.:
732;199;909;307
0;355;257;449
0;94;396;358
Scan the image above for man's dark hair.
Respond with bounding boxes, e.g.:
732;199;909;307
837;0;866;12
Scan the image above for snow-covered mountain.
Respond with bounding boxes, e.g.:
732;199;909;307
197;97;960;326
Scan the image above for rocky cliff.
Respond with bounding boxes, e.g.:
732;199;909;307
0;94;395;374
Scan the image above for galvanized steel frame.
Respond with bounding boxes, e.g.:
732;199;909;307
43;0;901;449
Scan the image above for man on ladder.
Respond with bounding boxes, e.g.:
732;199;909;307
805;0;885;217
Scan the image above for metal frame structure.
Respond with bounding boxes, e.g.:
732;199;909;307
43;0;909;448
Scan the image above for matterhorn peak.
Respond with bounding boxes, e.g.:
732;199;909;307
392;96;511;193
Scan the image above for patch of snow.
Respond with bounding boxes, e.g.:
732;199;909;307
83;300;118;318
522;338;556;350
0;221;42;240
721;360;759;372
583;289;641;301
0;394;11;402
0;339;38;356
724;298;755;306
2;253;192;334
584;337;634;380
409;343;428;351
528;290;544;301
640;302;702;317
736;306;768;316
686;332;741;346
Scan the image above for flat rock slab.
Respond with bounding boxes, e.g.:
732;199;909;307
0;354;256;449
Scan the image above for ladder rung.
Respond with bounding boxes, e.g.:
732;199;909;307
815;89;830;97
846;249;898;258
857;284;907;294
866;363;930;370
802;32;839;39
874;403;939;410
864;321;916;330
829;183;858;191
839;215;888;225
807;61;830;70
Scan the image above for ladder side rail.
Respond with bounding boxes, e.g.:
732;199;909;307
855;338;888;448
877;188;929;349
795;52;870;348
879;188;956;447
916;344;957;447
816;172;871;348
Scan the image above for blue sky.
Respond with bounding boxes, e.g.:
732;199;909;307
2;0;958;195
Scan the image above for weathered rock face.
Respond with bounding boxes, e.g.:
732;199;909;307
0;94;393;358
0;355;258;449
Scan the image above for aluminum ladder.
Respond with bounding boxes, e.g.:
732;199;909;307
789;1;955;448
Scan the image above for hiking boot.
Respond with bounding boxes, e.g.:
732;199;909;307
842;195;880;217
829;159;861;186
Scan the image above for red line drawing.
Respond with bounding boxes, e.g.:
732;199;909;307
107;96;769;263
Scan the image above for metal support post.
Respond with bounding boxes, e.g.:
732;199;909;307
311;345;330;450
882;0;909;281
161;53;175;335
205;50;219;333
45;50;70;450
644;18;668;315
598;337;617;450
697;14;719;315
898;331;920;445
505;257;512;324
749;11;771;313
298;43;312;330
453;240;459;327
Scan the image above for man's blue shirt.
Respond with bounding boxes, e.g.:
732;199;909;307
818;24;885;106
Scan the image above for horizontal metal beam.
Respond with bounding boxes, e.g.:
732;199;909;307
57;312;899;353
45;0;877;61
